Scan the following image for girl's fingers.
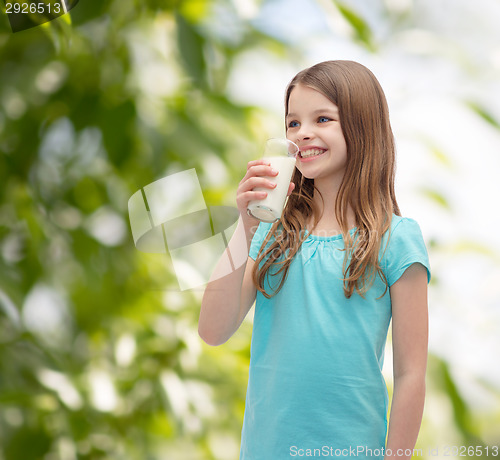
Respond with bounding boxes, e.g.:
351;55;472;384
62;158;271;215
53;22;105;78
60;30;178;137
287;182;295;196
249;191;267;199
246;159;271;170
238;178;276;196
240;164;277;186
236;190;267;212
236;160;277;210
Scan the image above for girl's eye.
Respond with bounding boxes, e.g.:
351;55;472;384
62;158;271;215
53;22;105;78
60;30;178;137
318;116;331;123
288;120;299;128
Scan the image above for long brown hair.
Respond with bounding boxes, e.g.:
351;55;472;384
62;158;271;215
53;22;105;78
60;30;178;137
252;60;401;299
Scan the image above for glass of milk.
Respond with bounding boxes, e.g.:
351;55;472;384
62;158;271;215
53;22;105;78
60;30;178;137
247;138;299;223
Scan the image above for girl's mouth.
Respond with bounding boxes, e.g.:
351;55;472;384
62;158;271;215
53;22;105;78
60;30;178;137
299;148;327;160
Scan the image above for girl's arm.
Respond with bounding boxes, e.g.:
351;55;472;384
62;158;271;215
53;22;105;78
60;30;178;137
198;159;294;346
385;262;429;460
198;216;258;346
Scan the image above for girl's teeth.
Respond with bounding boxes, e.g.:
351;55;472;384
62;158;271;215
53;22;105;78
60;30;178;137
301;148;325;158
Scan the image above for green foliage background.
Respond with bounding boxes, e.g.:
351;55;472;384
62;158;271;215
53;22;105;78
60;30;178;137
0;1;499;459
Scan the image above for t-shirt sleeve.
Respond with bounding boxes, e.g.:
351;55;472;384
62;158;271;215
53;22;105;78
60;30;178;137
248;222;273;260
381;217;431;287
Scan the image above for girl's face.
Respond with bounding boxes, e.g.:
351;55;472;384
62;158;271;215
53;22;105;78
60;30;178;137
286;84;347;183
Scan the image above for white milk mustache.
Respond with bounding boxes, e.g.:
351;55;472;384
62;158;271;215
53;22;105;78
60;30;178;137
247;156;296;223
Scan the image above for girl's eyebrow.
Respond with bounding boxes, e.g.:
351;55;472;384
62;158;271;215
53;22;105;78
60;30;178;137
286;108;339;119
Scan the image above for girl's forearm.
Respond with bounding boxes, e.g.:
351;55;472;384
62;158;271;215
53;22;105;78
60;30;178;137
384;373;426;460
198;216;255;345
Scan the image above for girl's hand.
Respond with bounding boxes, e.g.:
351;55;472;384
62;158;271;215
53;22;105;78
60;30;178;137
236;159;295;227
236;159;276;223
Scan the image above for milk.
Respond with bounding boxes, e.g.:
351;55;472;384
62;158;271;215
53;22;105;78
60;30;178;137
247;155;297;223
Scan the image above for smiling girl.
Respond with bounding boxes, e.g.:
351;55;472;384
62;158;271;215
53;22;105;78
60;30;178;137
199;60;431;460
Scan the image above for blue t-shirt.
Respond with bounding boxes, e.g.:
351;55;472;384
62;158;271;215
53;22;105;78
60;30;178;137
240;215;431;460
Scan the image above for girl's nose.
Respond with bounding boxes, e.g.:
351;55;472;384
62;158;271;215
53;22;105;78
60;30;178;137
296;125;314;142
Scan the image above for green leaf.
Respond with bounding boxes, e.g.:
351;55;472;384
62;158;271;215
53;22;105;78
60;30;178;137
179;0;211;23
451;240;497;258
4;425;52;460
334;2;375;52
430;356;481;442
175;11;207;87
430;146;453;168
419;187;451;210
466;101;500;130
